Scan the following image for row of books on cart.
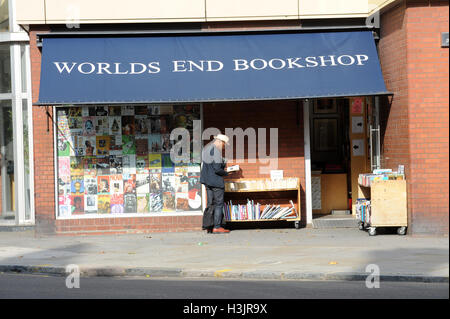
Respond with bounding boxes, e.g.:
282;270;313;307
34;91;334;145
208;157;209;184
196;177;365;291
358;166;405;187
224;178;298;192
223;200;298;221
355;199;371;224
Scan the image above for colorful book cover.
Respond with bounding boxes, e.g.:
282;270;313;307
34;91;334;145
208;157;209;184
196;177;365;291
58;176;71;197
96;136;110;156
149;154;162;168
135;105;148;116
84;176;98;195
83;136;96;156
124;193;137;213
122;135;136;155
58;157;71;177
136;174;150;194
109;134;122;155
95;117;109;135
57;139;71;157
136;155;149;174
135;115;149;135
83;157;97;177
96;156;110;175
135;137;149;156
109;116;122;135
123;174;136;194
162;153;175;172
68;106;82;117
187;166;202;210
82;117;96;136
97;195;111;214
110;174;124;194
97;176;110;194
70;157;84;175
149;170;162;193
84;195;98;213
149;192;163;212
71;194;84;214
58;193;71;206
176;193;189;211
110;194;124;214
122;154;136;175
109;155;123;175
162;191;176;212
160;134;172;153
122;116;135;135
70;133;84;156
137;194;150;213
149;134;162;152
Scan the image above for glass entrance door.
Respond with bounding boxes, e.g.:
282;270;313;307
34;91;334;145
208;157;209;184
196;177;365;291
0;100;15;220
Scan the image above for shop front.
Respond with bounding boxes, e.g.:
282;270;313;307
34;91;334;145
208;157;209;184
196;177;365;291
35;30;389;234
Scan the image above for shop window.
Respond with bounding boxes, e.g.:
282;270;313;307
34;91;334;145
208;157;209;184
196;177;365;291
56;105;202;217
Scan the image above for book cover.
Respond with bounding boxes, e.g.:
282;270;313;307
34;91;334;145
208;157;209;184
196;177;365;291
84;176;98;195
122;154;136;175
96;136;110;156
135;136;149;156
95;106;108;116
136;155;149;174
121;105;135;116
84;195;98;213
59;205;71;218
150;118;161;134
71;194;84;214
97;176;110;194
97;195;111;214
149;192;163;212
122;135;136;155
109;134;123;155
161;172;176;193
135;105;148;116
149;134;162;152
70;133;84;156
83;136;96;156
149;105;160;116
149;154;162;169
122;116;135;135
136;174;150;194
109;155;123;175
95;117;109;135
123;174;136;194
58;157;71;177
96;156;110;175
176;194;189;211
135;115;149;135
187;170;202;210
110;174;123;194
109;116;122;135
162;191;175;212
149;170;162;193
70;156;83;175
162;154;175;172
57;139;71;157
109;105;122;116
82;117;96;136
83;157;97;177
110;193;124;214
137;194;150;213
161;134;173;152
124;193;137;213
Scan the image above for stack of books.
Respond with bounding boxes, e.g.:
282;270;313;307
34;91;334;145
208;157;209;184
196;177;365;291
223;200;297;221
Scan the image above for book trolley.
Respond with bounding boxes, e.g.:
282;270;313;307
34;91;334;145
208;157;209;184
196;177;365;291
357;172;407;236
223;178;301;229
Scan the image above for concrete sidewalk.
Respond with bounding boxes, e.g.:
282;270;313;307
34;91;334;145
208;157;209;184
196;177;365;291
0;228;448;282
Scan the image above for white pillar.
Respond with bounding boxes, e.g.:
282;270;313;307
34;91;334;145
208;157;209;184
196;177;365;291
303;100;313;225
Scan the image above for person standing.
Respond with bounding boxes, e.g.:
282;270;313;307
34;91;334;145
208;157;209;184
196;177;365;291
200;134;233;234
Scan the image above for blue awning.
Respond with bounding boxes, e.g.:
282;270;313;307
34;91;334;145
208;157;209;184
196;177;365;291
37;31;390;105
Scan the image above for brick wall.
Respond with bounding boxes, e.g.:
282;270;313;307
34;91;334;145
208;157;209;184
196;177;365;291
379;0;449;235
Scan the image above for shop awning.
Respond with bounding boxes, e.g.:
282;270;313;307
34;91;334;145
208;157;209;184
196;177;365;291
37;31;390;105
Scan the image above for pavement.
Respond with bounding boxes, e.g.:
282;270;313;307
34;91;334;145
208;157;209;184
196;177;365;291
0;228;448;282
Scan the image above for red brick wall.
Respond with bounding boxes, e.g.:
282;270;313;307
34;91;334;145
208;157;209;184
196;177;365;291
379;1;449;235
203;101;307;223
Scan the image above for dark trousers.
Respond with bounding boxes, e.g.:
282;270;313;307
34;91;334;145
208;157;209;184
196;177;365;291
206;186;225;229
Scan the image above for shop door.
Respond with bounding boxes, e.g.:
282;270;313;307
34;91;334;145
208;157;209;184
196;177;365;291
0;101;15;220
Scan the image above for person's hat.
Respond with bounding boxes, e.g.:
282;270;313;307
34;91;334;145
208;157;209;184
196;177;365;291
214;134;230;145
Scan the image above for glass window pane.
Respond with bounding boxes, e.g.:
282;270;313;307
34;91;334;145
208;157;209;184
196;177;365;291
0;43;11;93
21;45;28;93
22;99;31;220
0;0;9;32
0;100;15;217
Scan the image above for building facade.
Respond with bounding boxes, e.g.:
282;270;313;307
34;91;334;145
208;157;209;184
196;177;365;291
12;0;449;235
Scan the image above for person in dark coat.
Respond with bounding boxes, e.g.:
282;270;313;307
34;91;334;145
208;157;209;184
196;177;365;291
200;134;234;234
